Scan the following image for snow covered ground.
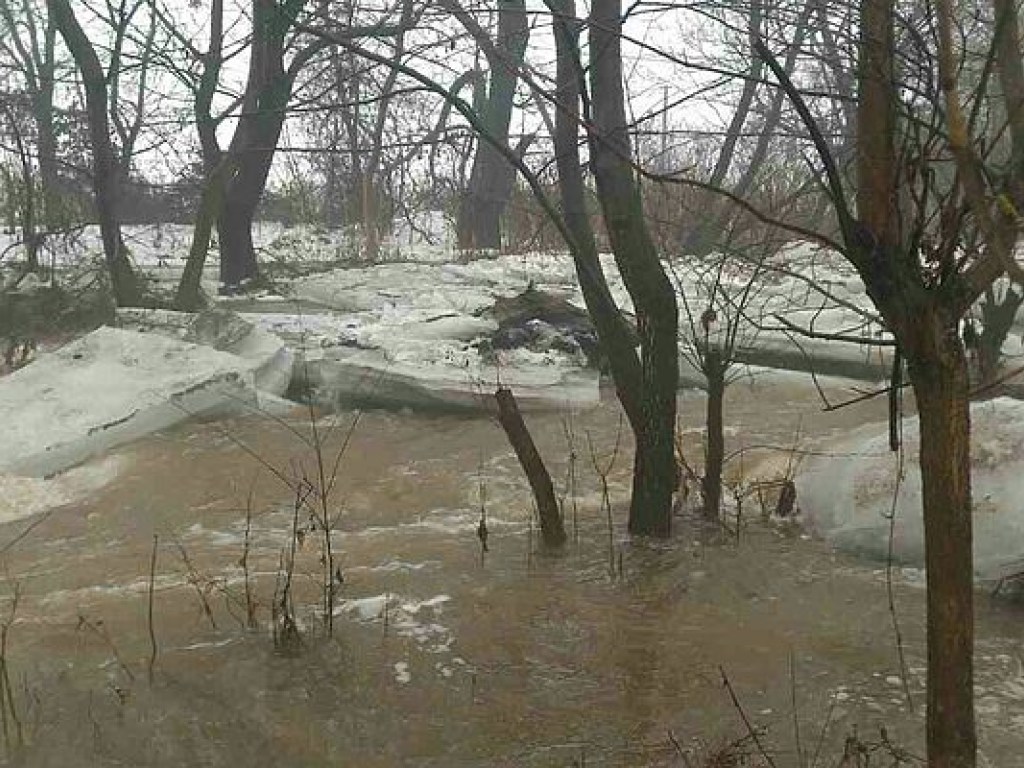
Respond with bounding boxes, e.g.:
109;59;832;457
797;397;1024;583
3;221;902;383
0;217;458;273
7;223;1024;559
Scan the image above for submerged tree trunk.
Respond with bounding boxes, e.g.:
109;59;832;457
495;387;566;548
904;313;976;768
702;347;726;520
589;0;679;537
854;2;977;763
454;0;530;251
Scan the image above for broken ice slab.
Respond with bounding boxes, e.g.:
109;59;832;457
0;326;290;477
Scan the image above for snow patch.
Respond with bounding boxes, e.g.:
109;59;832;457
393;661;411;684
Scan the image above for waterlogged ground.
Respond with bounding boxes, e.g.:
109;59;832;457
1;372;1023;767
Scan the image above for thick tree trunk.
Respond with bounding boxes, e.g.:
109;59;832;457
176;156;236;310
215;0;306;290
702;348;726;520
218;195;260;290
857;0;899;248
495;387;566;548
589;0;679;537
455;0;529;251
992;0;1024;201
905;317;976;768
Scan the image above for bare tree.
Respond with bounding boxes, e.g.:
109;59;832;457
676;253;765;521
749;0;1024;762
48;0;142;306
0;0;59;268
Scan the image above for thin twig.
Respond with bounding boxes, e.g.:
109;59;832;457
884;406;915;712
789;651;804;767
147;534;158;684
666;729;694;768
719;665;778;768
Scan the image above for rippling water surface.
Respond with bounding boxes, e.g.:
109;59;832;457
2;372;1023;766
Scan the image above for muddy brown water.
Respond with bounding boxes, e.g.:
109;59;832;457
1;372;1023;767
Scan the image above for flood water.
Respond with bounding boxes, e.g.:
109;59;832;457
2;371;1023;766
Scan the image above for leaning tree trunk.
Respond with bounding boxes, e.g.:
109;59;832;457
48;0;141;307
903;311;976;768
690;0;815;254
217;188;262;290
495;387;567;548
215;85;287;290
175;156;236;310
455;0;530;251
589;0;679;537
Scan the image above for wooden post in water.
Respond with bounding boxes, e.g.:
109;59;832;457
494;387;567;548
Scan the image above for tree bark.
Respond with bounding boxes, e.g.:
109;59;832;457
175;156;236;310
34;20;59;231
992;0;1024;202
589;0;679;537
856;0;899;253
218;191;262;290
702;347;726;520
495;387;566;548
48;0;142;306
904;313;976;768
